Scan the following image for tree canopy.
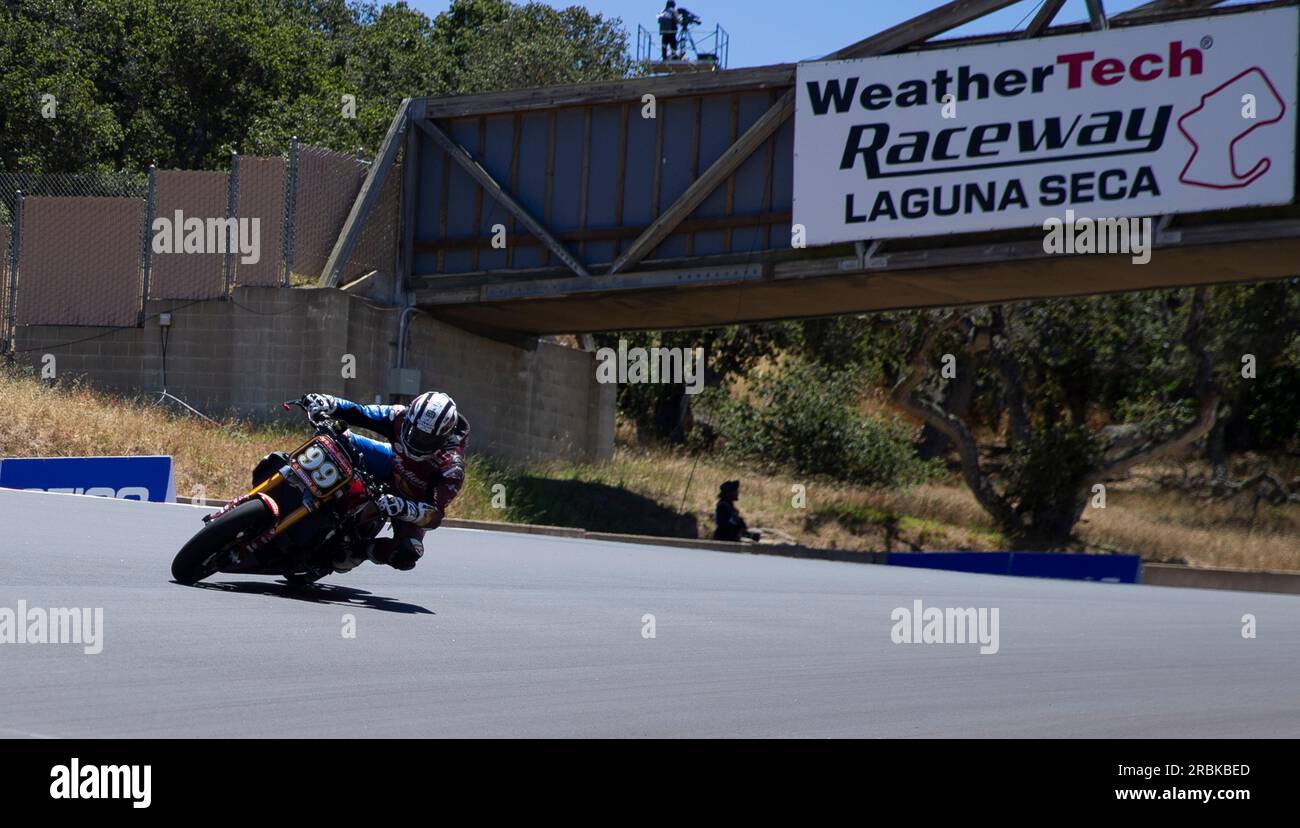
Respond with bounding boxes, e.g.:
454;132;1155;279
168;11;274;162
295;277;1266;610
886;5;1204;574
0;0;632;172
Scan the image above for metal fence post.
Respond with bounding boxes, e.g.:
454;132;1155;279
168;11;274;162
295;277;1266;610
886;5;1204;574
139;165;156;326
6;191;23;354
282;136;299;287
225;150;239;298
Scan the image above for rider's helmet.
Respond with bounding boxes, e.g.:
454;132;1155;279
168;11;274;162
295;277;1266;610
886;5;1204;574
400;391;459;459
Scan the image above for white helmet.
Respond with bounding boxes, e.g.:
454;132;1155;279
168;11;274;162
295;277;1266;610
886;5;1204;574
400;391;458;458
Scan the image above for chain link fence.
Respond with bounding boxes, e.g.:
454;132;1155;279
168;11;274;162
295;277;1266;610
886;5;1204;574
1;224;12;350
149;169;230;300
236;155;289;288
341;158;402;286
0;140;396;347
0;171;148;207
0;172;149;340
288;145;367;285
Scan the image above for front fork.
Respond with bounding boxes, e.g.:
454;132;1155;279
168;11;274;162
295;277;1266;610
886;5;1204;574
217;466;372;570
205;473;313;571
247;472;313;537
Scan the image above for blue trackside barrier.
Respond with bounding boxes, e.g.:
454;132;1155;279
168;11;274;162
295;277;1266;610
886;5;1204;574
886;551;1141;584
1008;552;1141;583
0;456;176;503
887;551;1011;576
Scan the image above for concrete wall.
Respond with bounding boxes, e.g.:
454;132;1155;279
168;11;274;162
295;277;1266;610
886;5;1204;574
403;312;616;463
12;286;614;464
1143;563;1300;596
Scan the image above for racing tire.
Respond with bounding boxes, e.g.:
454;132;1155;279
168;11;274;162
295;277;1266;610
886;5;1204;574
171;499;273;585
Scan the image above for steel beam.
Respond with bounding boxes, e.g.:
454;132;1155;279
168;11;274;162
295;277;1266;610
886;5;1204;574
415;118;590;278
1085;0;1110;29
1022;0;1068;36
319;98;410;287
1114;0;1226;20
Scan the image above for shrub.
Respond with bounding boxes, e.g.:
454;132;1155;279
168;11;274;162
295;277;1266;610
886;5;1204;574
694;361;938;488
1002;421;1102;544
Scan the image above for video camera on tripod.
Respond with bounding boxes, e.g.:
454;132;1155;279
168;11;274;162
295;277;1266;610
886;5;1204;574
676;7;701;28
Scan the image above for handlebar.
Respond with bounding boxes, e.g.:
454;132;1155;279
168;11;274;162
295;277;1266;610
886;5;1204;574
281;396;389;502
283;396;343;432
282;397;308;416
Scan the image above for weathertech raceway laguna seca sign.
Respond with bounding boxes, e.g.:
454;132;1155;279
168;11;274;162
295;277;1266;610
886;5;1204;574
792;6;1298;244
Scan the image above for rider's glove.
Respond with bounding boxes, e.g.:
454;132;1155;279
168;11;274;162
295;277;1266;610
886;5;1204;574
377;493;421;522
304;393;337;417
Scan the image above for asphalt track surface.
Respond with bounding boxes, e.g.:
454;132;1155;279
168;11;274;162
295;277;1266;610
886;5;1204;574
2;488;1298;738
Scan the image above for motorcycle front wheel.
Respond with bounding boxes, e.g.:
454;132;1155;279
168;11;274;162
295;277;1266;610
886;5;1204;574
171;499;273;585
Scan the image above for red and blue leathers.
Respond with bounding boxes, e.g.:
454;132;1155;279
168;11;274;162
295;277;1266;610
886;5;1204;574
331;398;469;570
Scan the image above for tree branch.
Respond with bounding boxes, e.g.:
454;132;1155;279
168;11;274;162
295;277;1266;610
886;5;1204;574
892;312;1016;527
1207;472;1300;507
1091;288;1219;482
988;305;1031;448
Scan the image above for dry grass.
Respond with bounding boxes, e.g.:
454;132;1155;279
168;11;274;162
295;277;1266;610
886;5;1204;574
0;367;303;500
1075;486;1300;571
3;365;1296;571
558;445;1007;553
471;443;1299;570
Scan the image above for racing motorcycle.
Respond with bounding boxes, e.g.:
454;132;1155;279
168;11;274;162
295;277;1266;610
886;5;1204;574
170;397;392;586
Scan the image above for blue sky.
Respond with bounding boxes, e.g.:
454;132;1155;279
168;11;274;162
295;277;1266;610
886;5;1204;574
397;0;1190;68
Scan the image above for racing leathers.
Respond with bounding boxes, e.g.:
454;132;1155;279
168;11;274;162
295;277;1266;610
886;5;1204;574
329;398;469;572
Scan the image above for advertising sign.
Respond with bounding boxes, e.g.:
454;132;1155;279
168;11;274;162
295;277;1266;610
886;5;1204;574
0;456;177;503
793;7;1298;243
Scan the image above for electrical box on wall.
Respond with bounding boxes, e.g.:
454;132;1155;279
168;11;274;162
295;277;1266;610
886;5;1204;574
387;368;422;397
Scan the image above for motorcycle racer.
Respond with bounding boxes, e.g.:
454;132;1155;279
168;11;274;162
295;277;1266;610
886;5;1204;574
298;391;468;572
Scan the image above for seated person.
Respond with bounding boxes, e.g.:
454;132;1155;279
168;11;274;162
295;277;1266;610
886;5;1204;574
713;479;760;542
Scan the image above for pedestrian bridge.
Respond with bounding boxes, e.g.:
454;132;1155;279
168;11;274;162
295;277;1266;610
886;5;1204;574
318;0;1300;337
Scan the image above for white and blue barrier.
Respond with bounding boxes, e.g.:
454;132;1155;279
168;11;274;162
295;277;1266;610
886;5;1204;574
0;456;176;503
886;551;1141;584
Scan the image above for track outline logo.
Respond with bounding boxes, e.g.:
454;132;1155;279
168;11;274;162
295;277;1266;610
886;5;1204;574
1176;66;1287;190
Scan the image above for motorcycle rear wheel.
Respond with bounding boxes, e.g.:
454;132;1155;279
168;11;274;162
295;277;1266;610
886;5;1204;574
171;499;273;585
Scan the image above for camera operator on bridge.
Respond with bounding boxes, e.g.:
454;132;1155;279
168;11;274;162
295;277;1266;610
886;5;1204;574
658;1;679;61
658;1;703;61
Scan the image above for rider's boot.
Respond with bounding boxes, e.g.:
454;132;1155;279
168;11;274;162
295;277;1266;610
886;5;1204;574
332;542;370;573
333;538;395;572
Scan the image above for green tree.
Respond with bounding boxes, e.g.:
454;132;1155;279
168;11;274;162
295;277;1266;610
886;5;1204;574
891;290;1220;548
1203;280;1300;464
695;359;939;488
1;0;633;173
447;1;631;93
0;0;124;171
594;323;792;442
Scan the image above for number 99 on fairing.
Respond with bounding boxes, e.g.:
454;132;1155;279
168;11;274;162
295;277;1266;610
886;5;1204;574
297;445;339;489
